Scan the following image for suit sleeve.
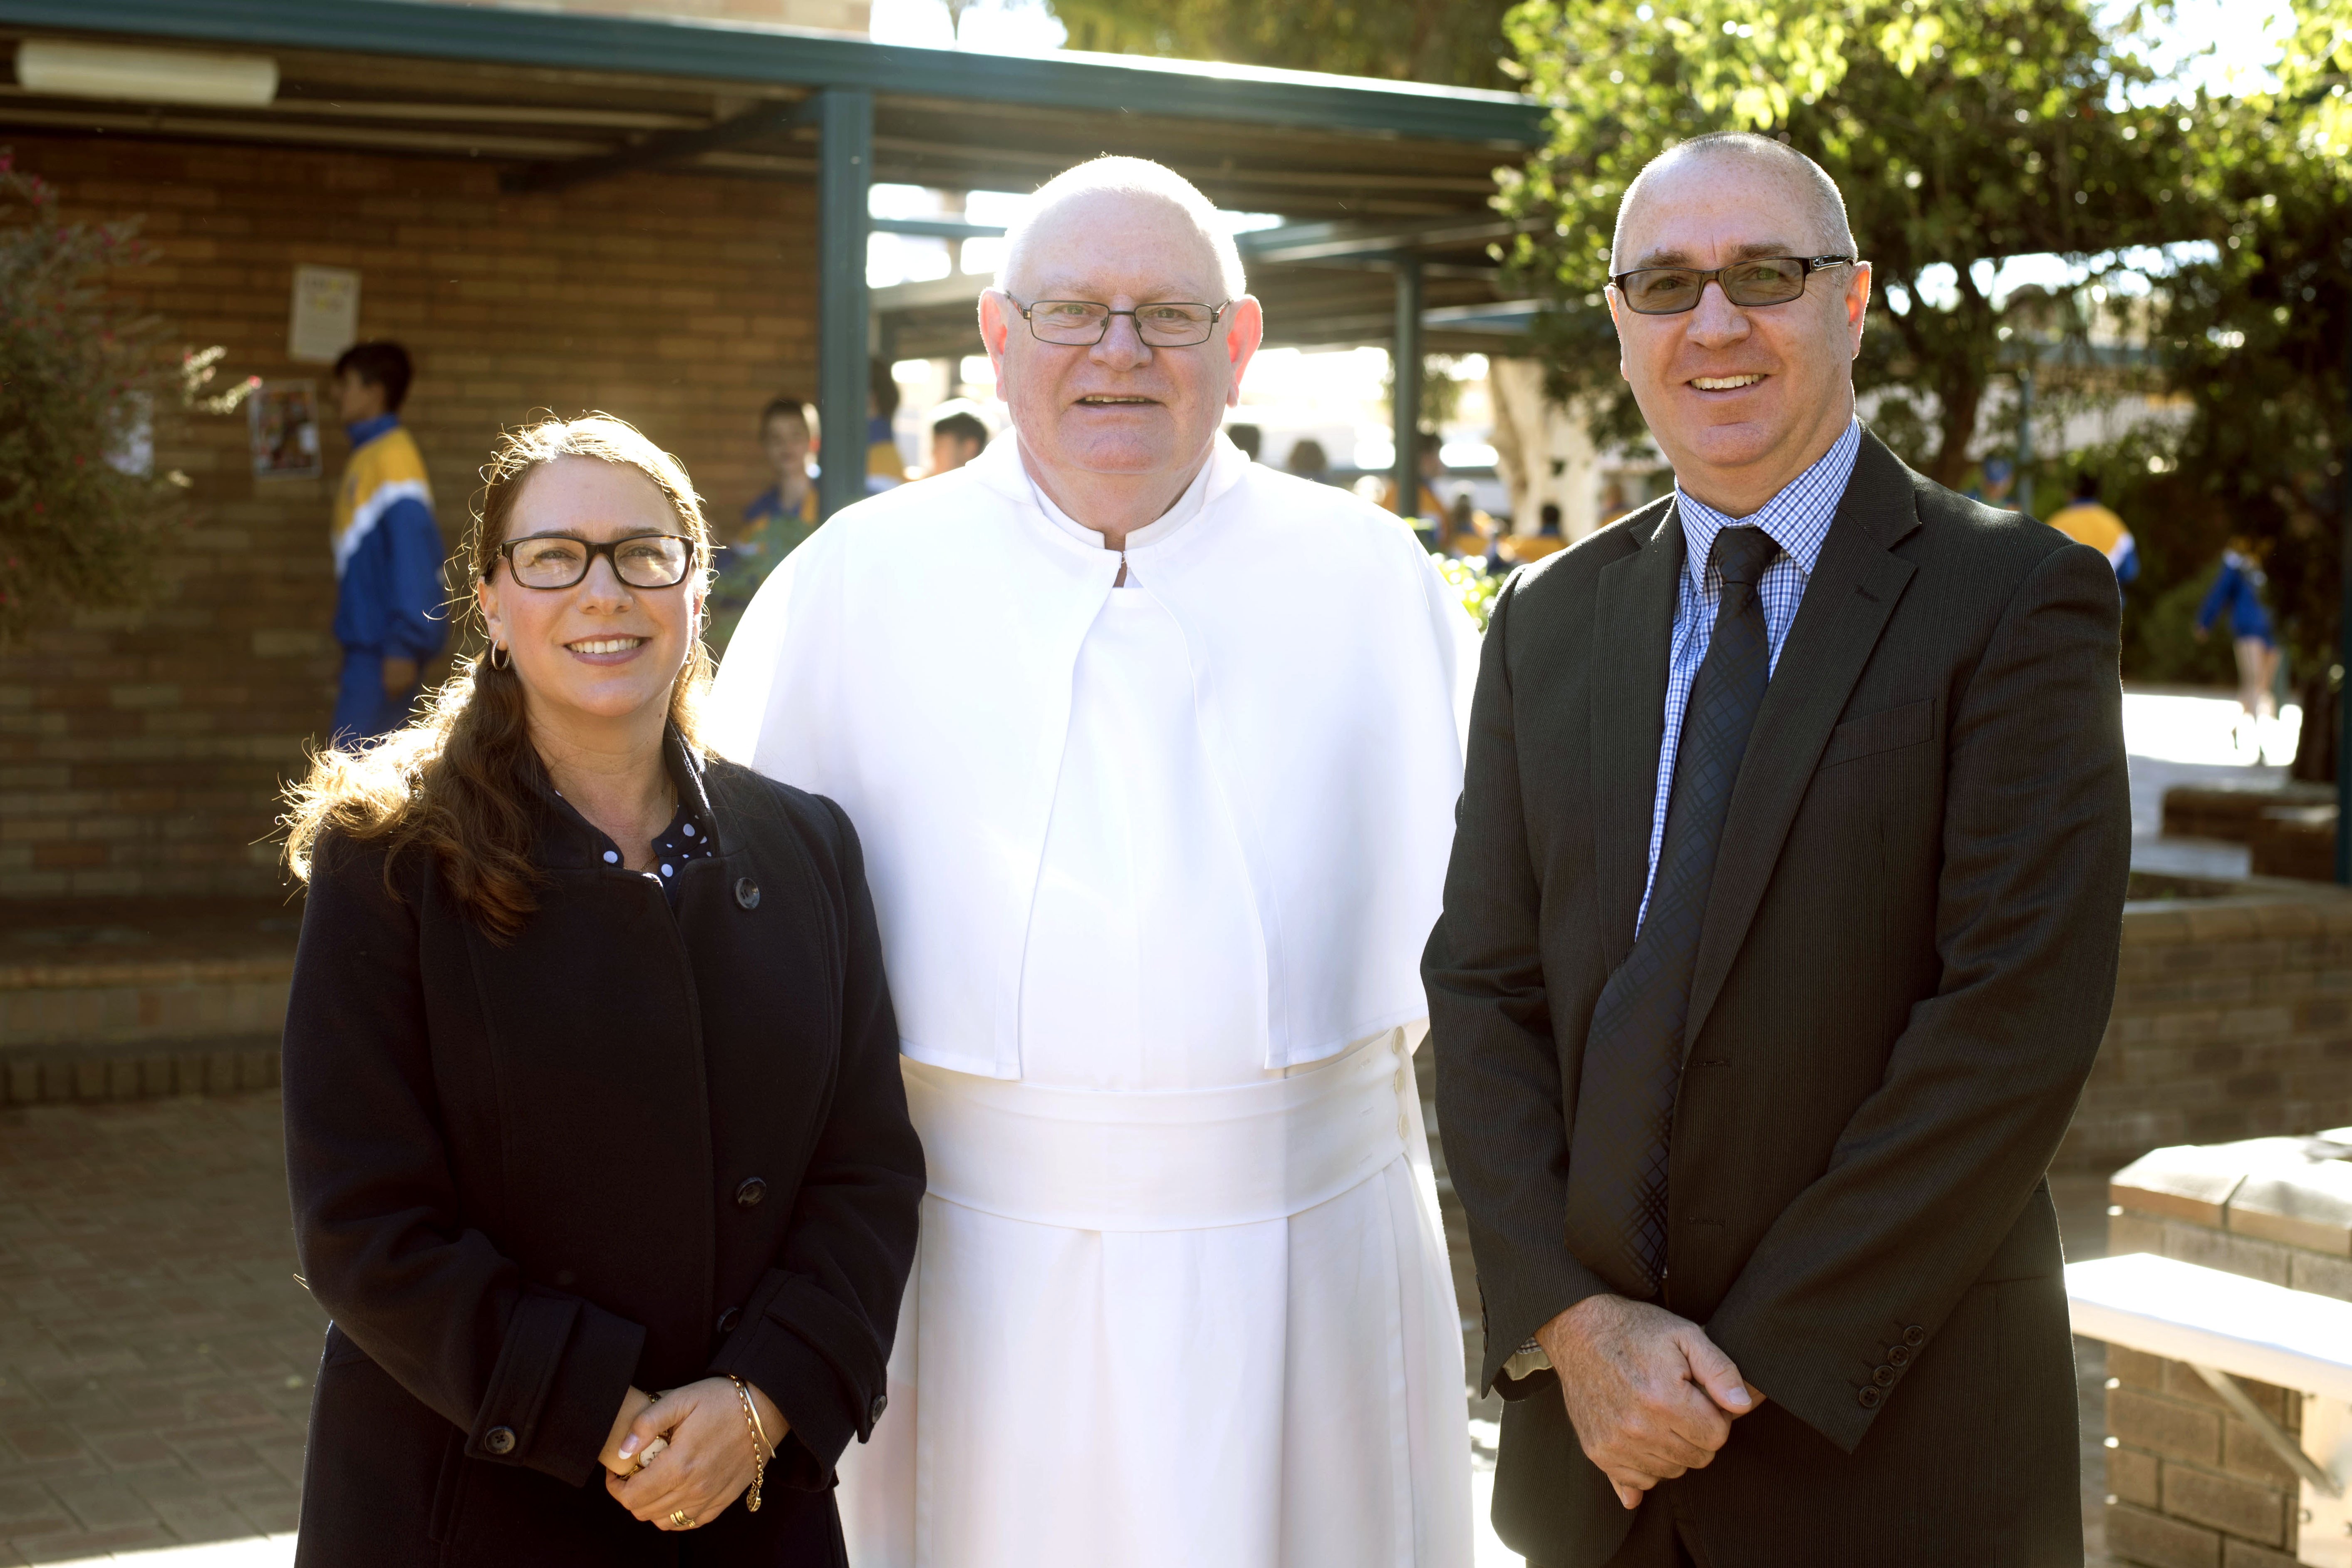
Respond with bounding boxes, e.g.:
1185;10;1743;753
282;835;645;1486
379;498;448;662
1704;542;2130;1453
1423;575;1614;1396
708;796;924;1486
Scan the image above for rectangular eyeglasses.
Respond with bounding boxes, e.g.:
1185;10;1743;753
492;533;698;590
1610;255;1858;316
1010;296;1230;347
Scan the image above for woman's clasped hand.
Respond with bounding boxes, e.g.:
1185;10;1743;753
601;1377;789;1531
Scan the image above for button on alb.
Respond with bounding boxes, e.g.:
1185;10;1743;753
734;1177;768;1209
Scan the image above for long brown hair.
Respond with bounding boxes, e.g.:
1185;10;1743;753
283;414;715;939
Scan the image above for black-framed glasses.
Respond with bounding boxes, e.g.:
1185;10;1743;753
1009;295;1231;347
1610;255;1858;316
490;533;698;590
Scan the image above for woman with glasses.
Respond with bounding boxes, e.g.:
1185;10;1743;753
279;414;922;1566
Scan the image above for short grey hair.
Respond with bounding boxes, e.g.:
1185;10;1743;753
997;156;1248;301
1610;133;1856;273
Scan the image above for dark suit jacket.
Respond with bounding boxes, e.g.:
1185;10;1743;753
1424;433;2129;1568
283;739;923;1567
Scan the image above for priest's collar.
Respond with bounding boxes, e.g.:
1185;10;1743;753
1023;443;1219;562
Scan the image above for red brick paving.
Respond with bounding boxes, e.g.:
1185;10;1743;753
0;1092;322;1565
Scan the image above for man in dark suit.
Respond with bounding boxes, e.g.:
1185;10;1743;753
1423;132;2129;1567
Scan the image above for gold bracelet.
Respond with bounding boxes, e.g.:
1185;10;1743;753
727;1374;767;1513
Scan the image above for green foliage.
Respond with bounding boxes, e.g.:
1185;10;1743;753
1437;553;1503;630
0;157;244;642
1499;0;2183;486
1046;0;1516;89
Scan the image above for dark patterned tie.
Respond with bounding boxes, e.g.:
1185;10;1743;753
1564;523;1782;1299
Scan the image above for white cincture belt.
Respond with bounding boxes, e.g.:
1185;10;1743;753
900;1031;1416;1233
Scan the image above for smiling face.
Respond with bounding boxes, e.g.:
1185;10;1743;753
475;456;702;741
1608;151;1871;515
979;188;1262;495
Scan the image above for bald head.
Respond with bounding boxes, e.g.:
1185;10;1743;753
998;156;1246;302
1611;133;1854;274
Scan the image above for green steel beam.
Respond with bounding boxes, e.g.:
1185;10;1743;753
0;0;1547;148
1391;257;1425;529
817;87;872;522
502;95;818;193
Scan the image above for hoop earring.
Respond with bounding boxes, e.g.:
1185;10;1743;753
487;643;510;671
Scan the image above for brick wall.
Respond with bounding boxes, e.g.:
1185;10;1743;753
0;132;819;899
2061;892;2352;1172
2101;1141;2352;1567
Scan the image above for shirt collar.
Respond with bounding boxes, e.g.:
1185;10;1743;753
525;724;721;869
345;413;401;448
1673;418;1861;589
1025;445;1218;555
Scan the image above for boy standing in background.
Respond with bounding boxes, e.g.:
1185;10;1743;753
327;341;444;743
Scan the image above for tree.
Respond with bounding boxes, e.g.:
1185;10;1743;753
1498;0;2189;487
1045;0;1517;91
0;156;244;642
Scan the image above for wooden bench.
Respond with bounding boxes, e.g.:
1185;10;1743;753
2069;1252;2352;1565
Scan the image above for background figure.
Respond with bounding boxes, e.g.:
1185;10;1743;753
1284;435;1330;484
327;340;445;744
1504;500;1569;567
1965;455;2016;511
2047;472;2138;587
867;362;907;493
2196;538;2280;761
708;396;818;654
1224;421;1262;460
1383;429;1447;546
929;409;989;476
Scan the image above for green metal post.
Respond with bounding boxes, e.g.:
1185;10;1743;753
1392;256;1425;530
817;87;872;520
2337;306;2351;882
2015;366;2036;520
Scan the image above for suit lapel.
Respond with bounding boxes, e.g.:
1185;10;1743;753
1590;500;1685;966
1681;435;1922;1053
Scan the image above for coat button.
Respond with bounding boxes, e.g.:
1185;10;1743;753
1871;1365;1896;1388
734;1177;768;1209
716;1307;743;1335
869;1392;888;1424
484;1425;517;1455
1858;1387;1883;1409
1903;1324;1926;1348
1887;1344;1912;1368
735;877;761;909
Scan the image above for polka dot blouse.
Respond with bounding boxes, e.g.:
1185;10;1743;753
581;797;720;908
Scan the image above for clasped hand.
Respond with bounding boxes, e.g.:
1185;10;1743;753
1537;1294;1765;1510
597;1377;787;1531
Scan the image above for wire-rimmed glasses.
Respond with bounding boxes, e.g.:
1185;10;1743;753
491;533;698;590
1008;296;1231;347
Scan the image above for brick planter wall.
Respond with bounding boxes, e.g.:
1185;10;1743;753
2101;1136;2352;1567
2062;891;2352;1173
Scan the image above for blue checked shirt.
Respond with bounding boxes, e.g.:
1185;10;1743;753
1637;419;1862;930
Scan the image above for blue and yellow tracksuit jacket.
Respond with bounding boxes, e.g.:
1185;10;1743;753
331;415;445;663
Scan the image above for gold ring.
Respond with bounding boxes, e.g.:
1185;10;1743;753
670;1510;694;1528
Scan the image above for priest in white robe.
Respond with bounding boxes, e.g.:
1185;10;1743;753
708;155;1477;1568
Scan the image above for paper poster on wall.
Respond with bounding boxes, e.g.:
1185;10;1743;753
287;264;360;364
249;380;322;480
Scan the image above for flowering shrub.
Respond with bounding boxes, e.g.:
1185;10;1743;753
0;155;247;641
1436;553;1502;632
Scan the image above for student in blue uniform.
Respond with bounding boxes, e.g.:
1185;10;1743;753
327;342;445;743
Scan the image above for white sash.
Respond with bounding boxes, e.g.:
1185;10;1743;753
900;1032;1417;1233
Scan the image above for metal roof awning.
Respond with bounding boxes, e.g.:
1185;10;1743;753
0;0;1551;512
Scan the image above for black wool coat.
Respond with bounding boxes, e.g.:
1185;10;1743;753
1425;433;2131;1568
282;738;923;1567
